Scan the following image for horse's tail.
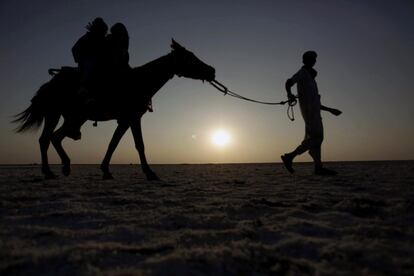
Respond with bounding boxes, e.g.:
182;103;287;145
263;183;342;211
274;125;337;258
12;104;43;133
12;82;51;133
13;67;78;133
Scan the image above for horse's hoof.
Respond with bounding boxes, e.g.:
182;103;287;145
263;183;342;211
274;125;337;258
62;165;71;176
103;172;114;180
146;172;160;181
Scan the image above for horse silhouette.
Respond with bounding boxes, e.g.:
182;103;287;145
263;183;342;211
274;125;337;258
13;39;216;180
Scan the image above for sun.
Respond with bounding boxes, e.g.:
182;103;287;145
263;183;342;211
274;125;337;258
211;129;231;147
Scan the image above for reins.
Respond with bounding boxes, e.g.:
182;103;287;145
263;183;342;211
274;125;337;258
209;80;297;121
49;68;297;121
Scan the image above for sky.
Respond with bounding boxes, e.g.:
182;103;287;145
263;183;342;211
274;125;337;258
0;0;413;164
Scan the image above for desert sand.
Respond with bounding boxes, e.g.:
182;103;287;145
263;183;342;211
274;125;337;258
1;161;413;275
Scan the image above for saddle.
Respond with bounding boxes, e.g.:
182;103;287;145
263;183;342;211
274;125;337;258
47;66;154;115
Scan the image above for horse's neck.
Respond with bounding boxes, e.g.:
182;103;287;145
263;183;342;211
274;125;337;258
131;53;175;98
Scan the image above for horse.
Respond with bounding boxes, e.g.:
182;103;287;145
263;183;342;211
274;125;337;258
13;39;216;180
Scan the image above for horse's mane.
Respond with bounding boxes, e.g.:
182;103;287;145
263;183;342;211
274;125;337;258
131;52;173;77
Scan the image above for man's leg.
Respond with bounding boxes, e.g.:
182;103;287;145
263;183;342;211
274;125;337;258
308;122;337;175
309;145;322;170
281;134;311;173
308;119;323;170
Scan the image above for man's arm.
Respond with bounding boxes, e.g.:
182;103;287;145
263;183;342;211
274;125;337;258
321;104;342;116
285;78;296;102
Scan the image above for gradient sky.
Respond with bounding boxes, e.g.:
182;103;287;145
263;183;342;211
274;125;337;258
0;0;413;164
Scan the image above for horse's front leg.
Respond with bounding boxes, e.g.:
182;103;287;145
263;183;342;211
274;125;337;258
100;122;129;179
130;119;159;181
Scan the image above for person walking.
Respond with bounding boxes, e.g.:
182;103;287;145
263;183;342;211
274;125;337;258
281;51;342;175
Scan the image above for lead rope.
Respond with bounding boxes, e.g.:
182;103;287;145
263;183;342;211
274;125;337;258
209;80;297;121
287;102;295;121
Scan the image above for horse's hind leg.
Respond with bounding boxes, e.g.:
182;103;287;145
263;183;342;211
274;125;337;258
51;119;85;176
39;113;60;179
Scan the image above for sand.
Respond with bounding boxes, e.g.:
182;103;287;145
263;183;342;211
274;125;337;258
1;161;414;275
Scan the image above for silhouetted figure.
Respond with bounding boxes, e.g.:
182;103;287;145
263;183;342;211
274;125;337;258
13;40;215;181
72;17;108;91
104;23;132;103
69;17;108;139
106;23;130;73
281;51;342;175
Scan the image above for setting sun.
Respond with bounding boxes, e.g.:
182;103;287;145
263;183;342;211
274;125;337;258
211;129;231;147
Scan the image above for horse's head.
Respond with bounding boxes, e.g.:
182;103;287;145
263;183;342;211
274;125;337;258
171;39;215;82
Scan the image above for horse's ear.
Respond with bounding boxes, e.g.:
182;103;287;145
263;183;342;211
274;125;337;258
171;38;184;50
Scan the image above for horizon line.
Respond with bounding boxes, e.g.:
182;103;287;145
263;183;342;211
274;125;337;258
1;159;413;166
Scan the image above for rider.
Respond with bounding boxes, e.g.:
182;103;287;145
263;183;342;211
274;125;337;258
104;23;154;111
72;17;108;93
105;22;130;74
68;17;108;140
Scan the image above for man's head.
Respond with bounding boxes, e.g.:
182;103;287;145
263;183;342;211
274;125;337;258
302;51;317;67
86;17;108;36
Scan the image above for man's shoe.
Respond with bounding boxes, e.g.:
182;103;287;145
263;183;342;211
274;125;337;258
281;154;294;174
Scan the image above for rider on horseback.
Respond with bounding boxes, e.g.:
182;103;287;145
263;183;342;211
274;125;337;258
72;20;132;102
106;23;130;74
70;17;108;139
104;23;153;111
102;23;132;102
72;17;108;94
70;19;133;138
